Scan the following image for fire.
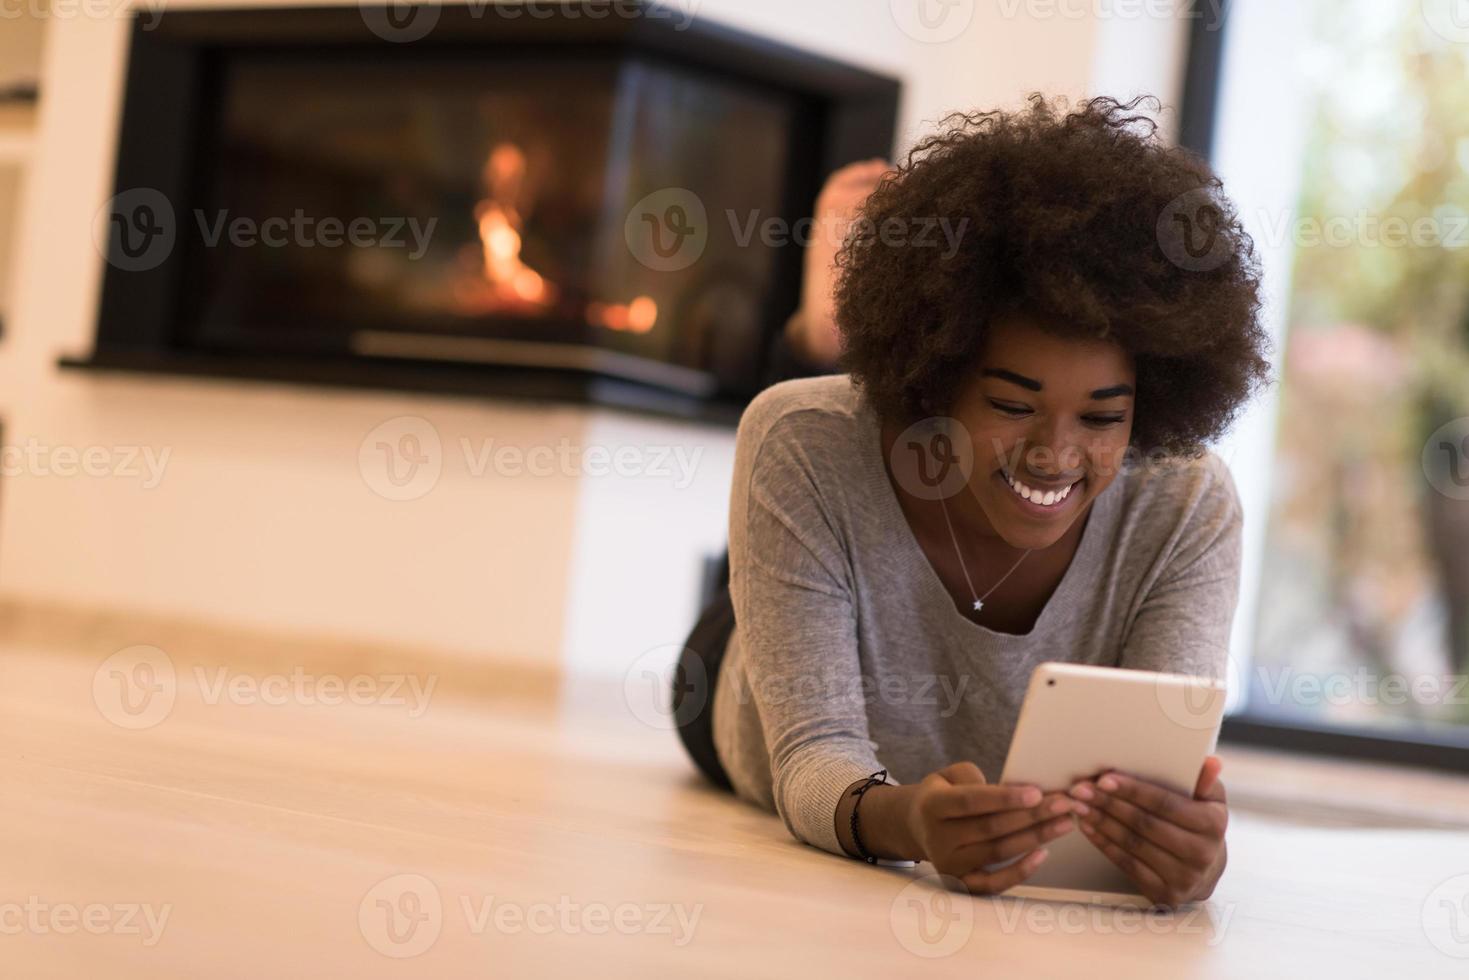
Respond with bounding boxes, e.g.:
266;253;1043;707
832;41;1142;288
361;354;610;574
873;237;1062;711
456;142;554;313
454;141;657;334
586;295;657;334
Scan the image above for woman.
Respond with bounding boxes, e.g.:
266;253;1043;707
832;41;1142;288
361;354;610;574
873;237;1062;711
674;95;1270;908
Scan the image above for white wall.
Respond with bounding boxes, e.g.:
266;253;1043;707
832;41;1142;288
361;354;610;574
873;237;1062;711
1089;0;1194;137
0;5;47;90
0;6;46;327
1;0;1190;673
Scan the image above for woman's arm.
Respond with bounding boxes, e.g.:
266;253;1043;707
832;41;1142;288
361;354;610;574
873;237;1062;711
729;405;1075;881
728;406;896;855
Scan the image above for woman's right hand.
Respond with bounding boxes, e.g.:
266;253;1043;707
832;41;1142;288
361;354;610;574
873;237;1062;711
906;761;1079;894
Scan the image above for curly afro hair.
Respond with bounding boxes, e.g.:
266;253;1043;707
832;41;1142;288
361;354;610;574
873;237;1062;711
834;94;1271;458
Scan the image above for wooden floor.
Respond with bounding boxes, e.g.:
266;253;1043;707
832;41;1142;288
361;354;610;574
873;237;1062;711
5;627;1469;978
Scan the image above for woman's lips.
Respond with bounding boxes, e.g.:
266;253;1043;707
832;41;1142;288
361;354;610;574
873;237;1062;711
996;469;1083;518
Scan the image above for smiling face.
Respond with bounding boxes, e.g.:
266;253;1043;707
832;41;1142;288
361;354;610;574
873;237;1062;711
947;314;1137;551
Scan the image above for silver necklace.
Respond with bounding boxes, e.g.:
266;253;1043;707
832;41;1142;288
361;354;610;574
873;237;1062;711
936;494;1032;613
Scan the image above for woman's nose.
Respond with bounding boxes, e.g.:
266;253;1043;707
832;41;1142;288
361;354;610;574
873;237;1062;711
1023;422;1085;475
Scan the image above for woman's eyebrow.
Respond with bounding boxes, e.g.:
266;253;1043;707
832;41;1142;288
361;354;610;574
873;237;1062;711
981;368;1041;391
981;368;1134;400
1090;384;1135;399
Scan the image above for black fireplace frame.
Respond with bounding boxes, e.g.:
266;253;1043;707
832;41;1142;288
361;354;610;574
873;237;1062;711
64;3;901;425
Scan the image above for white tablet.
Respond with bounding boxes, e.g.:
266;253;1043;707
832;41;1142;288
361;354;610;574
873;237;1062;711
992;661;1227;907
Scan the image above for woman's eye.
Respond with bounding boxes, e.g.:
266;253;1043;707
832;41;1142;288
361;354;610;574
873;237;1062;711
1084;415;1127;428
990;401;1031;416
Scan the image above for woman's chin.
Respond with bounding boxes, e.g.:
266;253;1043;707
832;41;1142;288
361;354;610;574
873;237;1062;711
984;499;1083;551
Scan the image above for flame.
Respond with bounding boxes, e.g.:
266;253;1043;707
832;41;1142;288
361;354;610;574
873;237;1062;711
586;296;657;333
454;141;656;335
453;141;555;314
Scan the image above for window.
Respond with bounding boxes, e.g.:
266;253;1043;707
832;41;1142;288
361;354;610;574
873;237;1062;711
1202;0;1469;766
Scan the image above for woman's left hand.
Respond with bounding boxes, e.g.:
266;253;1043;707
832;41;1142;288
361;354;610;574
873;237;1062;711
1066;755;1229;908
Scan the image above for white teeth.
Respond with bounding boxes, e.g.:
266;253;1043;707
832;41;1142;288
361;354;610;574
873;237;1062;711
1005;472;1077;508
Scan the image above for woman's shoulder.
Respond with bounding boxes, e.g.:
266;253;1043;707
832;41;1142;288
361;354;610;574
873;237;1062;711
1105;449;1244;571
735;375;871;457
1117;449;1241;515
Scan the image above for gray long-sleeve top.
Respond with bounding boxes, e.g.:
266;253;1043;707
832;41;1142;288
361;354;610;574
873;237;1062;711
712;375;1242;857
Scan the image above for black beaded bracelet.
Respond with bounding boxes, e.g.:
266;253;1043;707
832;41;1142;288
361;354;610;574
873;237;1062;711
848;769;890;864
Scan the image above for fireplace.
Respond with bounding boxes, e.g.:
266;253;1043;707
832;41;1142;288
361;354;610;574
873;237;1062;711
72;4;900;422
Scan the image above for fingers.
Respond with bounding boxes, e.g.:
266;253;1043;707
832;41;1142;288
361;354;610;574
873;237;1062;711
952;812;1076;867
1077;799;1191;879
927;782;1042;819
924;764;1046;819
962;792;1076;840
958;846;1051;895
936;761;988;785
1078;789;1214;868
1194;756;1226;801
1076;820;1174;906
1072;771;1224;837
